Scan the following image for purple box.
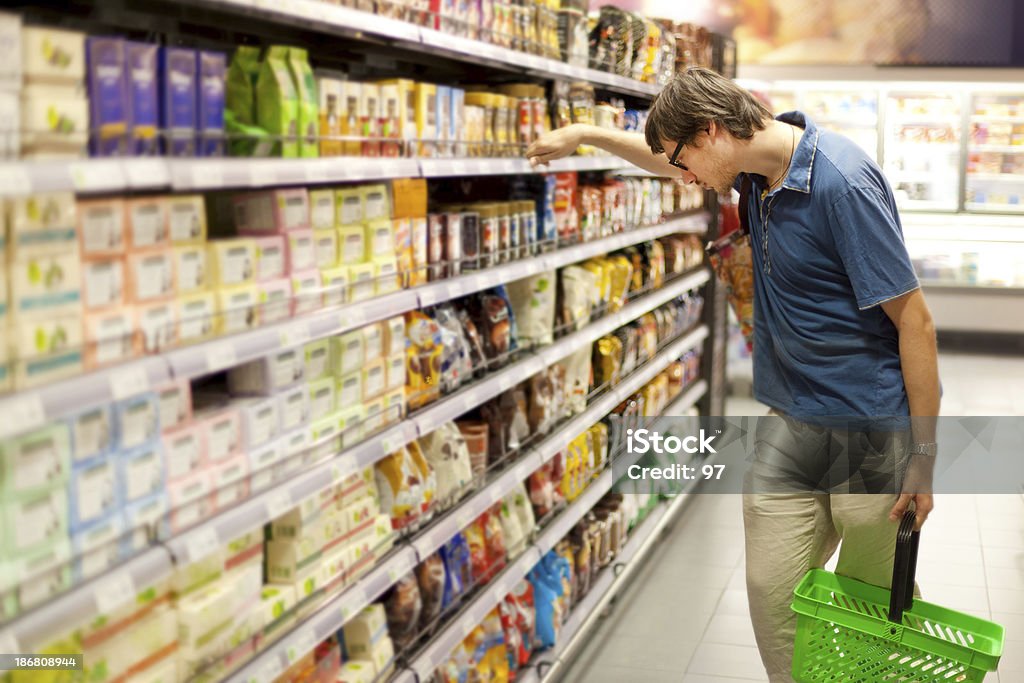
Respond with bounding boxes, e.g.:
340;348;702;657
86;37;128;157
126;42;158;156
159;46;196;157
196;51;226;157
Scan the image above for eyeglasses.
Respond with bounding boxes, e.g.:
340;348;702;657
668;140;688;171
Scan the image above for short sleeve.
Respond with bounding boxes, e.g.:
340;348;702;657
826;186;920;310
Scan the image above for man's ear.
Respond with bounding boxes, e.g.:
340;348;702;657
707;120;718;143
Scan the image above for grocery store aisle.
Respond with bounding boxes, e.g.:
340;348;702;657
561;352;1024;682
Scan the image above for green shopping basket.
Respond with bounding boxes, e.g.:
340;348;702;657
791;510;1004;682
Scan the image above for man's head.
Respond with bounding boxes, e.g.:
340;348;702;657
646;67;773;194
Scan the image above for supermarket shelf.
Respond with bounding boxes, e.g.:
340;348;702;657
402;469;615;682
0;548;172;653
410;270;710;436
965;202;1024;213
187;0;658;98
661;379;708;416
895;199;959;212
886;142;960;151
409;328;709;563
971;115;1024;124
166;421;419;565
519;470;707;683
888;171;959;183
228;545;420;683
921;280;1024;294
966;173;1024;183
970;145;1024;153
0;155;649;198
238;326;708;683
0;214;706;441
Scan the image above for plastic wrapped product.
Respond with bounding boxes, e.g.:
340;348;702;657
456;306;487;375
527;371;555;436
527;551;571;649
420;422;474;508
456;421;489;480
440;532;472;610
416;553;446;633
406;439;436;519
383;572;422;650
498;497;526;558
464;516;490;587
504;270;556;348
374;447;421;530
561;346;592;415
405;311;444;409
432;305;473;392
557;265;597;332
527;462;555;519
468;291;513;368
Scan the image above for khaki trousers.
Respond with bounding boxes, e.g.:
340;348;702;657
742;412;914;682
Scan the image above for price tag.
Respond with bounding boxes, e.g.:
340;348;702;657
72;160;125;192
498;374;514;392
419;287;440;307
514;460;533;481
461;392;479;414
109;366;149;400
186;527;220;562
279;322;311;349
94;573;136;614
500;159;517;174
248;162;279;188
456;509;473;531
473;275;488;291
205;343;237;372
451;160;467;176
191;162;224;189
381;431;403;454
386;565;402;584
523;260;540;275
127;159;169;187
265;491;293;520
461;618;476;637
340;306;365;329
0;393;45;438
287;628;318;664
488;485;503;505
251;660;281;683
340;603;353;621
0;165;32;196
0;629;20;655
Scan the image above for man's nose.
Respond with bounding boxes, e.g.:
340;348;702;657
680;169;698;184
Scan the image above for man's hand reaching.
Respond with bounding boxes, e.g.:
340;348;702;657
526;124;585;167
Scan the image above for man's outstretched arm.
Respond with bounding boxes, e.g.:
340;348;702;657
526;123;681;178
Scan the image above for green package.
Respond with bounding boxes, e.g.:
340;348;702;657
257;46;299;157
226;45;261;125
286;47;319;158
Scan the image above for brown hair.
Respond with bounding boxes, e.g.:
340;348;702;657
645;67;773;154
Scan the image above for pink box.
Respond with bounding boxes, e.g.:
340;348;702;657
209;454;250;512
125;249;175;302
195;405;242;464
156;379;193;434
84;307;138;370
78;198;127;257
257;278;292;326
81;258;126;311
167;468;213;534
284;229;316;274
163;424;207;483
232;189;310;235
125;197;170;251
253;235;286;282
290;269;322;317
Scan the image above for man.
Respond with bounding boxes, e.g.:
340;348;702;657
526;67;939;682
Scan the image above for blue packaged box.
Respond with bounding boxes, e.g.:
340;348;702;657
71;513;125;582
196;51;226;157
159;46;196;157
86;36;128;156
68;455;120;532
117;442;165;505
126;41;159;156
539;173;557;247
122;491;169;555
114;391;160;452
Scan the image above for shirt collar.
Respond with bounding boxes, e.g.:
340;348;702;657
775;110;819;194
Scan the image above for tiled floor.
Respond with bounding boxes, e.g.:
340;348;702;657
561;352;1024;682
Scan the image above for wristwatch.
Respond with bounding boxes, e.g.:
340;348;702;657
910;442;938;457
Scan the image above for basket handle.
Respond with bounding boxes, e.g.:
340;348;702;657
888;509;921;624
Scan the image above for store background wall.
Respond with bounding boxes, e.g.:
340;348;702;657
606;0;1018;66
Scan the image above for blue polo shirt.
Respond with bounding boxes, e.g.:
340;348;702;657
739;112;919;421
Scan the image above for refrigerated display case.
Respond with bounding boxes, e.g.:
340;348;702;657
966;93;1024;213
883;92;961;212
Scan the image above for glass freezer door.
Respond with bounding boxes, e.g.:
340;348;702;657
883;92;961;212
966;92;1024;214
